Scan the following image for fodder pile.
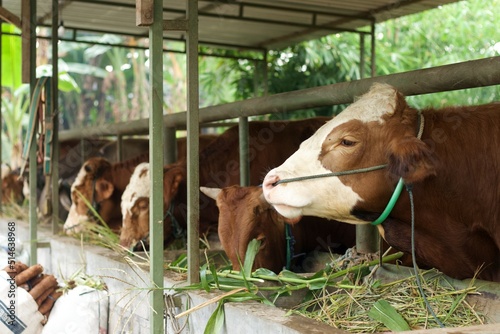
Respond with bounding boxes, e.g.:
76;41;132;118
292;269;485;333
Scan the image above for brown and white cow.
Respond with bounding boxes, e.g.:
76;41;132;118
63;154;149;234
119;118;330;249
201;185;356;273
263;83;500;281
119;161;194;248
118;135;217;248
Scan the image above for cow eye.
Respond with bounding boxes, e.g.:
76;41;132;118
341;139;356;147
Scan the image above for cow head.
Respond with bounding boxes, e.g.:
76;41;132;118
119;161;186;249
201;185;287;273
120;163;151;248
63;157;115;234
1;170;24;204
263;83;437;224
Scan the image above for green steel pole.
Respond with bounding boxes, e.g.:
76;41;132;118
27;0;37;266
149;0;165;332
239;117;249;186
51;0;60;233
164;126;177;164
187;0;200;285
355;23;379;254
0;0;3;210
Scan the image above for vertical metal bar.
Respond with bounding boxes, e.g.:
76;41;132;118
187;0;200;284
80;138;86;162
116;134;123;161
149;0;164;332
238;117;249;186
51;0;60;233
371;20;376;77
263;51;268;96
359;33;365;79
164;126;177;164
0;0;3;210
25;0;37;265
356;22;378;254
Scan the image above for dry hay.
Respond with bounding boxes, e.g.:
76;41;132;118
292;268;486;333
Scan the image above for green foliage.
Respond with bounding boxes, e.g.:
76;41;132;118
231;0;499;117
375;0;500;108
1;25;22;91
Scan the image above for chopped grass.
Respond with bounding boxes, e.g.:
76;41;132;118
0;200;29;221
291;269;485;333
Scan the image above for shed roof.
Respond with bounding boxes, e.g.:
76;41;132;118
2;0;461;50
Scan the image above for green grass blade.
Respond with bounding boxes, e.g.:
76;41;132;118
204;301;225;334
368;299;411;332
243;239;261;277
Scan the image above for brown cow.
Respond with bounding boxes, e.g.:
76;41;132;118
63;154;149;234
263;83;500;281
119;118;330;249
201;185;356;273
1;169;24;204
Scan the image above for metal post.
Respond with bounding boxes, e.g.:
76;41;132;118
0;0;3;210
149;0;164;332
24;0;37;265
164;126;177;164
370;20;376;77
239;117;249;186
51;0;60;233
356;21;379;254
186;0;200;285
359;33;365;79
116;134;123;161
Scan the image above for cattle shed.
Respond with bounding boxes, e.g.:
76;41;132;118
1;0;500;333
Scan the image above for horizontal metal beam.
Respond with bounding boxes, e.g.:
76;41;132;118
59;56;500;141
0;6;21;28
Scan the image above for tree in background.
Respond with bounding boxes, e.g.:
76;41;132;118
0;25;80;166
376;0;499;108
231;0;499;116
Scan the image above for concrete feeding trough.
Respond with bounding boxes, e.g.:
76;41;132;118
1;218;499;333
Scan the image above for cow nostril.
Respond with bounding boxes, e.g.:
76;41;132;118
263;175;280;190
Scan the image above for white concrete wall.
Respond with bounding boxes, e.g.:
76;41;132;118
0;218;337;334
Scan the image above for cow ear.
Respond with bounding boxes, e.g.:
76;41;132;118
386;136;438;184
95;179;114;201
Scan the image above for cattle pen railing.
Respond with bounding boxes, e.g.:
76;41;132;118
32;47;500;334
59;56;500;139
56;55;500;327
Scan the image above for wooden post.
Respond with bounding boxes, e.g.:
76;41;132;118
136;0;154;26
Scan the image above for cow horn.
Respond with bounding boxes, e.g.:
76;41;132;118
200;186;221;200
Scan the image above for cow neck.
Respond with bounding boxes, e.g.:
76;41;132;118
371;110;424;226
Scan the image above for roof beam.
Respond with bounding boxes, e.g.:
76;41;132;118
0;6;21;28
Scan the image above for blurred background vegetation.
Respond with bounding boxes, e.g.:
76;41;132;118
1;0;499;164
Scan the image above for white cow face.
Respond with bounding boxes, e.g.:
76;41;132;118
120;163;151;248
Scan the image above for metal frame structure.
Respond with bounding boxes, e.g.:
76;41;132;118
1;1;500;333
